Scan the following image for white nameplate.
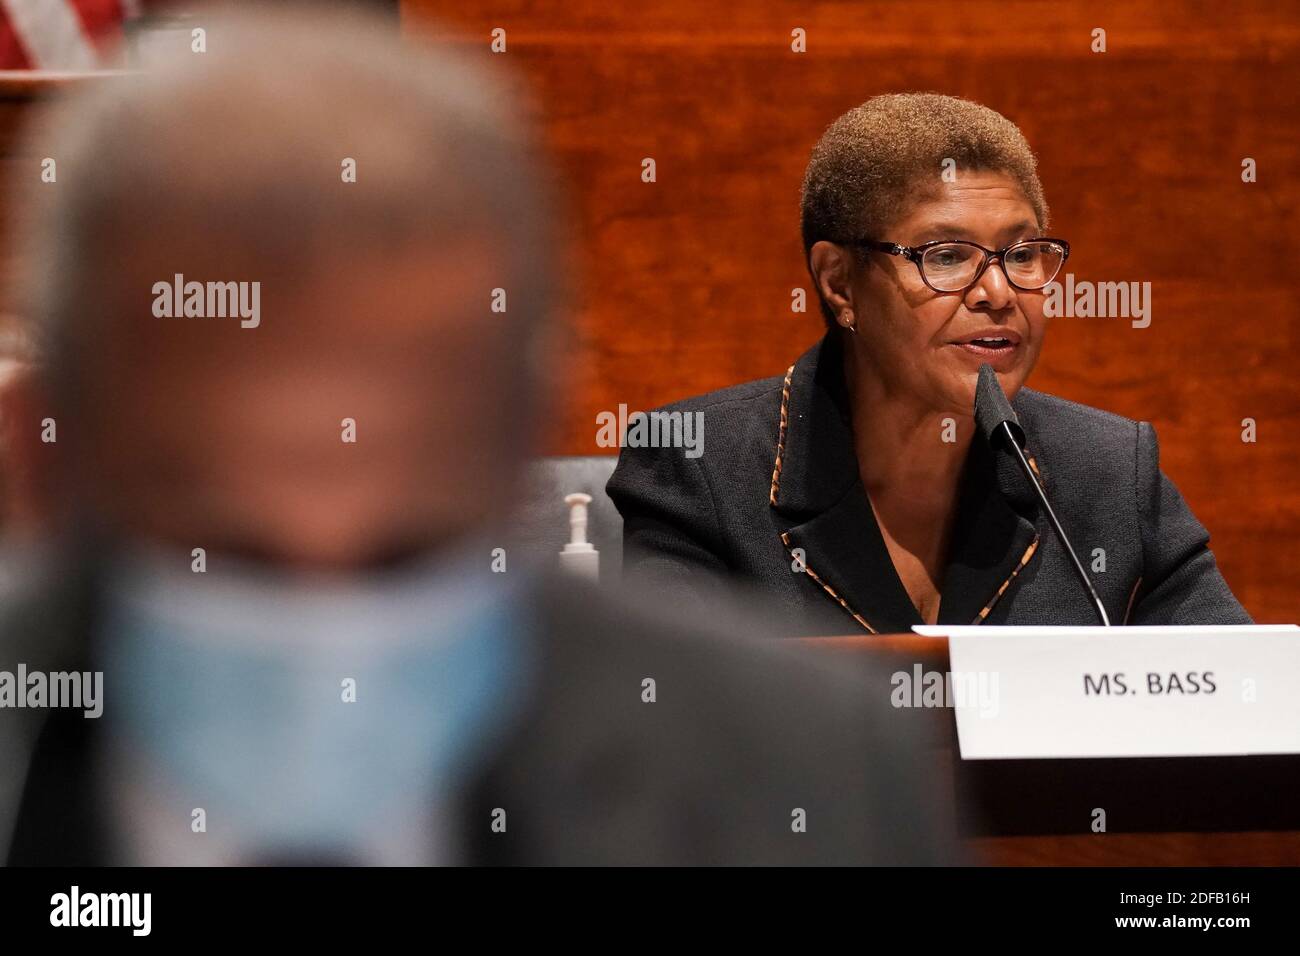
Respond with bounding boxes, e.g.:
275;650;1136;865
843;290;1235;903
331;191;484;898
910;625;1300;759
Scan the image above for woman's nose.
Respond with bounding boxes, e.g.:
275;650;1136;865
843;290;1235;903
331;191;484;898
965;258;1017;310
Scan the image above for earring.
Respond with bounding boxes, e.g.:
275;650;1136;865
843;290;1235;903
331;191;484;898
841;312;857;334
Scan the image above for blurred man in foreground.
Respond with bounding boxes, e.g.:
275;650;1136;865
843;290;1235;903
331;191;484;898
0;4;953;865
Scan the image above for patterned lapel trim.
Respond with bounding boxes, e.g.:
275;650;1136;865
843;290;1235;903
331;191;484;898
768;364;795;506
971;535;1041;624
779;530;880;634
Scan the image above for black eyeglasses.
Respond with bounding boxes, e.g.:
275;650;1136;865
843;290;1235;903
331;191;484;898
845;237;1071;293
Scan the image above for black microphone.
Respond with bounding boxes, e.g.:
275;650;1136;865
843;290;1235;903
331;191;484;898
974;363;1110;626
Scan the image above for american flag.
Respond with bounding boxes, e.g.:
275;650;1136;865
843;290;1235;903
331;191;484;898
0;0;166;70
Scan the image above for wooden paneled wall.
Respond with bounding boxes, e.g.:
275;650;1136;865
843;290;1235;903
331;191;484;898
0;6;1292;622
402;0;1300;623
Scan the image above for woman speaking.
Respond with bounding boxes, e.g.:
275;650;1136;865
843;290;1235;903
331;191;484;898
606;93;1251;636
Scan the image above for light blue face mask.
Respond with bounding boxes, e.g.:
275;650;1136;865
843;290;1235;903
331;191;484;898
96;542;533;863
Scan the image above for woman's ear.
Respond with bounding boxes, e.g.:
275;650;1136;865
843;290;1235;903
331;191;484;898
808;241;858;331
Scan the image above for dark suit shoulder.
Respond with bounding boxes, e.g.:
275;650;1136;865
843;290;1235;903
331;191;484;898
607;372;786;500
1015;386;1139;439
1013;387;1142;485
650;372;785;416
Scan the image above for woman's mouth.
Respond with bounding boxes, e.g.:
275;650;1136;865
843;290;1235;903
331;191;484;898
954;337;1016;356
948;332;1022;370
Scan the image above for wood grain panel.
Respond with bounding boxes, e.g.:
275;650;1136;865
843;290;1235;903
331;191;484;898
970;830;1300;867
403;0;1300;623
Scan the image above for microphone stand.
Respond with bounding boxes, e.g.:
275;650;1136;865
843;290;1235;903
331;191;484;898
996;420;1111;627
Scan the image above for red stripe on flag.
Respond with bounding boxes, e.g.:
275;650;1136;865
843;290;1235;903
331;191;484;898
71;0;129;54
0;17;34;69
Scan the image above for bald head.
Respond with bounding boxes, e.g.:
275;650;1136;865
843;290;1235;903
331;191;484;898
17;3;559;569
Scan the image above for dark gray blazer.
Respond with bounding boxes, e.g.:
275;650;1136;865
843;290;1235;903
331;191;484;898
607;333;1252;636
1;561;954;866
